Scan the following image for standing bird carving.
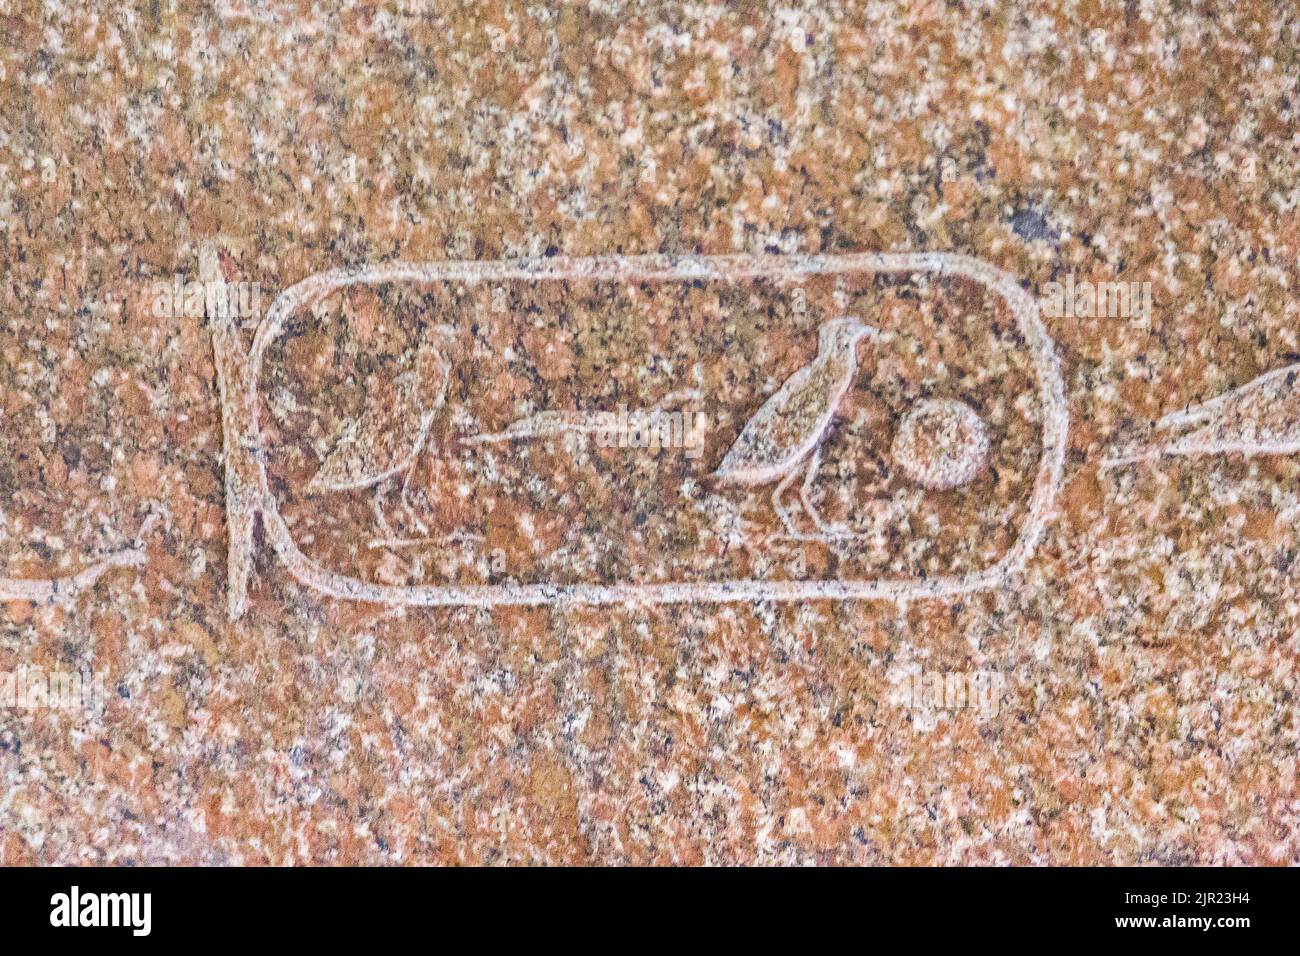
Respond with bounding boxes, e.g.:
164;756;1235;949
713;317;884;540
1103;363;1300;467
307;327;459;546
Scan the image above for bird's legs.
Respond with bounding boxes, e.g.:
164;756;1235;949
369;465;430;550
372;479;399;541
369;476;439;551
797;447;854;538
370;417;485;549
396;414;438;535
771;465;805;540
770;448;837;542
398;454;430;536
767;446;860;542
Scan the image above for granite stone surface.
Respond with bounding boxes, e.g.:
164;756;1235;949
0;1;1297;864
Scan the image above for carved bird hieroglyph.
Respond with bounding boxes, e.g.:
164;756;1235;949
713;317;884;541
306;327;461;549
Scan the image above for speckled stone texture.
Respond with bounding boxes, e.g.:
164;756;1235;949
1;1;1297;864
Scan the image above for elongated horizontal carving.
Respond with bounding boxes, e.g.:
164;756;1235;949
213;250;1069;618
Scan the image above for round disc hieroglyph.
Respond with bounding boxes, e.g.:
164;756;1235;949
891;398;990;490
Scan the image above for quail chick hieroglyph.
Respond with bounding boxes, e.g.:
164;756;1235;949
713;317;884;541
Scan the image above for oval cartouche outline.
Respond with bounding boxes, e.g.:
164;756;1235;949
230;252;1066;613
